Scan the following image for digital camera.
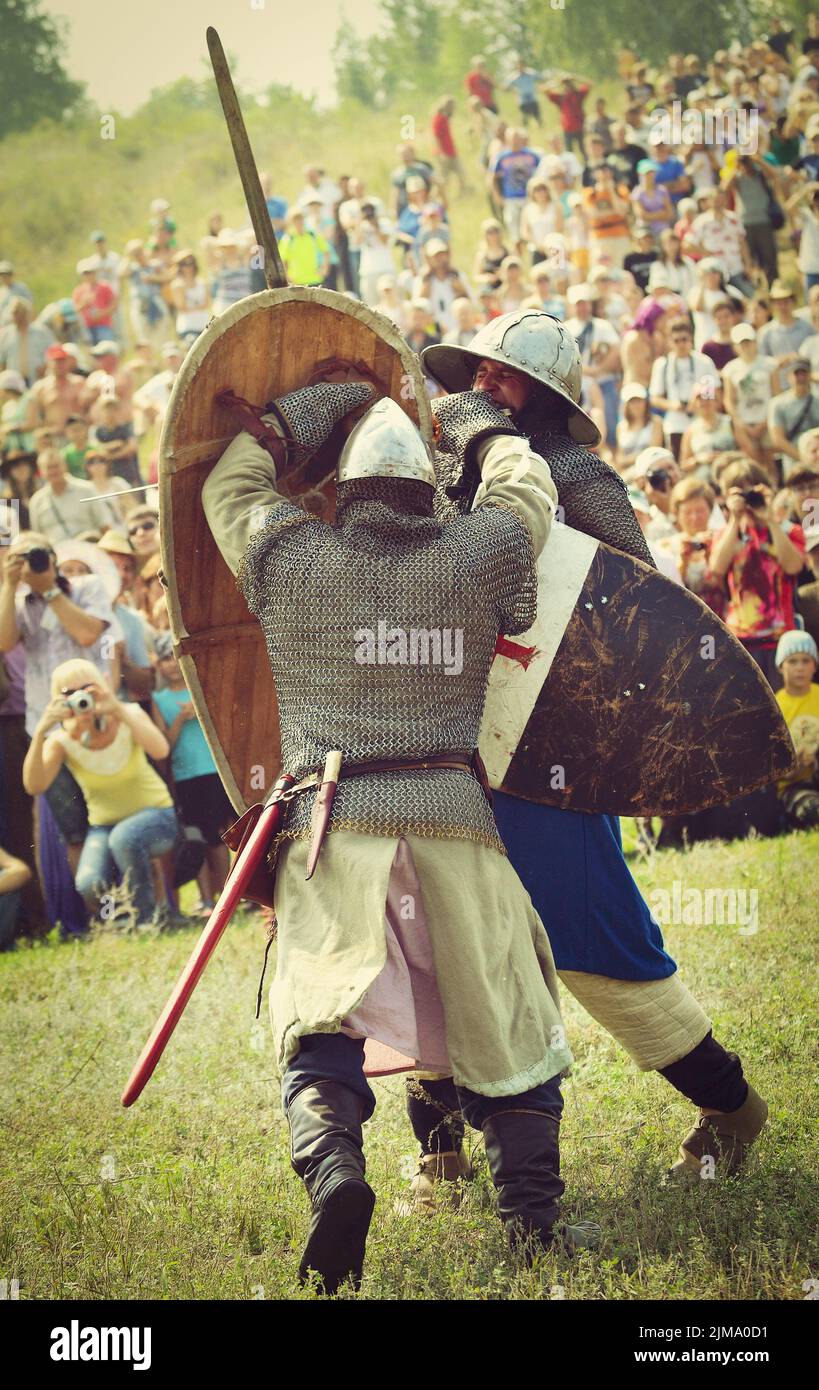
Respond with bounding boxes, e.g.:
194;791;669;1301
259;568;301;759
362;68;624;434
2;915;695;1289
22;546;52;573
742;489;766;510
64;689;95;715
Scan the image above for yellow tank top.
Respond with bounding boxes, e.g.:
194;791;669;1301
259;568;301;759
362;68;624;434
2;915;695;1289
56;710;173;826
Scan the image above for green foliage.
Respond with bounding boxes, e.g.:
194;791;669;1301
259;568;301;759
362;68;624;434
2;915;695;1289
0;0;85;139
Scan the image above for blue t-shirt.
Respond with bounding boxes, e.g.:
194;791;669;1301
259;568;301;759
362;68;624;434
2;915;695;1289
114;605;149;685
153;686;216;782
652;156;686;203
492;148;540;200
506;71;541;105
266;195;288;224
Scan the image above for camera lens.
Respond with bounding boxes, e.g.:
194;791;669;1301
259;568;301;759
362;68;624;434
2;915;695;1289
26;547;51;573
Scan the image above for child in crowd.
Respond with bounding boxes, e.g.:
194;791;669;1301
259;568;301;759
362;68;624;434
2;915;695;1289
774;630;819;829
151;634;234;916
62;415;90;480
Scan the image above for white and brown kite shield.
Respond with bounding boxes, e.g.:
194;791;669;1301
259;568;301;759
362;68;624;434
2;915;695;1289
480;523;795;816
159;287;433;813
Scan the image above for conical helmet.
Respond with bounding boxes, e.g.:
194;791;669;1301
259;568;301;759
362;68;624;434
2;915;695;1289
337;397;436;486
421;310;600;445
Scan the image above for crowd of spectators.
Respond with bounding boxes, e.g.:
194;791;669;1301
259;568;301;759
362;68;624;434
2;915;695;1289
3;22;819;945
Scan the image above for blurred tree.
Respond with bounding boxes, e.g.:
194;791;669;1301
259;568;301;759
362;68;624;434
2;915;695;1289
333;19;378;107
0;0;85;138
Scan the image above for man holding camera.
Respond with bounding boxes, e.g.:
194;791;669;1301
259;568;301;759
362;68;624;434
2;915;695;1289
0;532;120;878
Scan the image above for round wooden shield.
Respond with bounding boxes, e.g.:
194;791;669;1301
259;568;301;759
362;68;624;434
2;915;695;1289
480;524;796;816
159;287;433;813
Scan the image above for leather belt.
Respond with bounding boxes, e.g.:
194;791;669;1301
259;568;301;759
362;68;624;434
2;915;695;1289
222;749;493;898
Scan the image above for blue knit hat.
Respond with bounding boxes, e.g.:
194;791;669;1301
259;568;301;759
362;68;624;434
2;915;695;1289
775;629;819;668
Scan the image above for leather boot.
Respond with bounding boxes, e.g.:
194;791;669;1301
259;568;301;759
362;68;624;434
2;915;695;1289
395;1148;475;1216
287;1081;375;1294
482;1109;601;1262
397;1078;474;1214
666;1085;769;1182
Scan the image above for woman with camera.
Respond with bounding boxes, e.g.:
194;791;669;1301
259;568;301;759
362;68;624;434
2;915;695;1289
22;658;177;926
710;459;806;687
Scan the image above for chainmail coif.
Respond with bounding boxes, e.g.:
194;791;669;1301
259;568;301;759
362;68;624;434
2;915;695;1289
240;475;538;850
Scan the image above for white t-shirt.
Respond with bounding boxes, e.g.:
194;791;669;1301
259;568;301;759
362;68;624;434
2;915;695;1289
649;351;720;435
690;211;745;277
564;315;620;383
799;209;819;275
722;353;776;424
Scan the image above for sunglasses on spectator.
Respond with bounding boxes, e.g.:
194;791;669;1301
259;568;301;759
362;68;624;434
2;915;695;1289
129;520;157;536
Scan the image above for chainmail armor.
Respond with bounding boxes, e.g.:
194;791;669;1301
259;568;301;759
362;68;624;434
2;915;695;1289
240;476;538;852
262;380;375;461
433;393;655;567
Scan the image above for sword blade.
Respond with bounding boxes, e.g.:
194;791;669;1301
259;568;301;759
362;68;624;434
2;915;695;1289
206;26;287;290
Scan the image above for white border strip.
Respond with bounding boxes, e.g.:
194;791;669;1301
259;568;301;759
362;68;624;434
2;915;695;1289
480;524;599;787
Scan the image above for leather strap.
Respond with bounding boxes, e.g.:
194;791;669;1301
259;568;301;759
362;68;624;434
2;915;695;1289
215;388;291;468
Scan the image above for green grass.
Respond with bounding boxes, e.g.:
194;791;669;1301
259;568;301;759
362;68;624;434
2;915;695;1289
1;829;816;1301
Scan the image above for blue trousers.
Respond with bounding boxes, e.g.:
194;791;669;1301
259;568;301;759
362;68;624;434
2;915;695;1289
282;1033;563;1130
75;806;178;923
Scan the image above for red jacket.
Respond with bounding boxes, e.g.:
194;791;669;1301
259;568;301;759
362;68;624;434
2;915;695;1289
547;85;589;134
432;111;456;158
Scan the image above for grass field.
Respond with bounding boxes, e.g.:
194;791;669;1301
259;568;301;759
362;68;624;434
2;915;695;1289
1;828;816;1302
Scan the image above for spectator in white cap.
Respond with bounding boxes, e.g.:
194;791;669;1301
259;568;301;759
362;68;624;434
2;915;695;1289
721;322;779;474
773;629;819;828
0;261;33;326
615;382;663;471
626;484;682;583
564;282;622;445
629;445;680;541
414;241;469;335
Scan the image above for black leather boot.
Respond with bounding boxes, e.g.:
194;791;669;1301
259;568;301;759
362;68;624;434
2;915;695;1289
287;1081;375;1294
482;1109;600;1261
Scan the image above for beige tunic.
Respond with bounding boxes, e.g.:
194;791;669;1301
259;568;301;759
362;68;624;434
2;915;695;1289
203;422;572;1095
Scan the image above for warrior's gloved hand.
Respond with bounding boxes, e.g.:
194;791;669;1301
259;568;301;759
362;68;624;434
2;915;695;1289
432;390;522;471
263;381;375;460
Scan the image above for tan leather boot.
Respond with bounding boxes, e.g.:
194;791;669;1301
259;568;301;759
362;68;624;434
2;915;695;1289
666;1085;768;1183
395;1148;474;1216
